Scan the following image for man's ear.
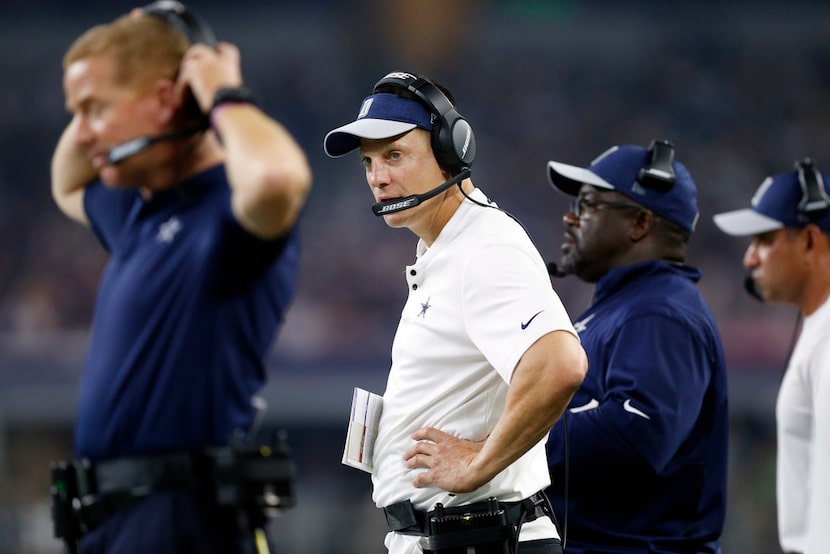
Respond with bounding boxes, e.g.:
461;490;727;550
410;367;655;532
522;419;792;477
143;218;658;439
628;208;653;242
151;78;180;125
802;223;830;253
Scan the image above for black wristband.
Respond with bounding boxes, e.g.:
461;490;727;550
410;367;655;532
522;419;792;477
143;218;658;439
210;86;257;112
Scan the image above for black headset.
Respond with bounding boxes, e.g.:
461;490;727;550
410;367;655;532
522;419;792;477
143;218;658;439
107;2;217;164
143;1;217;48
371;71;476;176
795;157;830;222
145;1;218;122
637;139;677;192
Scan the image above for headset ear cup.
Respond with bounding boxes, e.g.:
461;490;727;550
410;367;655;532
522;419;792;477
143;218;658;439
431;118;454;174
638;139;676;192
796;158;830;221
433;113;476;175
452;118;476;170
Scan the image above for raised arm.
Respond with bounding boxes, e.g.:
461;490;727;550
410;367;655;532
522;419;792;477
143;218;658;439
51;117;95;226
183;42;312;240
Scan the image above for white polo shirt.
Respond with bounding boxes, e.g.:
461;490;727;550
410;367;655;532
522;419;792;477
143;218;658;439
776;294;830;554
371;189;577;552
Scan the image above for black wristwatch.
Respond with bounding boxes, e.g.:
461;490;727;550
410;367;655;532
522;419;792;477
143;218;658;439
210;86;257;112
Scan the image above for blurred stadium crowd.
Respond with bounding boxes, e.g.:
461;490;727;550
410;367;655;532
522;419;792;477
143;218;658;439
1;0;828;551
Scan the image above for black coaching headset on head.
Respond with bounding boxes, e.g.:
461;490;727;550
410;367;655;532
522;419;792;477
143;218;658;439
370;71;477;216
795;157;830;222
638;139;677;192
372;71;476;176
108;1;254;165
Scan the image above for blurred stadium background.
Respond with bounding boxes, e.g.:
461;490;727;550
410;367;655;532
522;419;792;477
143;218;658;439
2;0;827;551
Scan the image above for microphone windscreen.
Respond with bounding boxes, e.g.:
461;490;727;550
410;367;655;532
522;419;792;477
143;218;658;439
744;275;764;302
107;137;152;165
547;262;567;278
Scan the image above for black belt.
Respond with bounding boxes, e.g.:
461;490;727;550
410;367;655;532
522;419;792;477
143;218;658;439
70;451;204;533
383;491;553;537
76;451;199;497
52;436;296;554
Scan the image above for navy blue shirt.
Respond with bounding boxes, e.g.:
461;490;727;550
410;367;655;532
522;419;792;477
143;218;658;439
74;165;300;460
546;261;728;553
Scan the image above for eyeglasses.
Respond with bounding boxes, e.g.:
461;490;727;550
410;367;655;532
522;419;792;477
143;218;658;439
569;197;643;218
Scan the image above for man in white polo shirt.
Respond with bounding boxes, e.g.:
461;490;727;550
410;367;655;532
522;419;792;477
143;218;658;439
714;158;830;554
324;71;587;554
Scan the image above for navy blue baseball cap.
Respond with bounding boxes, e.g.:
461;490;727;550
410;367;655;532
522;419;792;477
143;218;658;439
324;93;434;158
547;144;700;234
713;165;830;235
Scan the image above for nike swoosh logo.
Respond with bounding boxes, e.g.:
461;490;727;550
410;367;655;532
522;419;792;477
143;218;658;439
623;399;651;420
521;310;544;330
570;398;599;413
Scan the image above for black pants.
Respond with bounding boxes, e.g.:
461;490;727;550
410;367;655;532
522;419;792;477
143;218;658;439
425;538;563;554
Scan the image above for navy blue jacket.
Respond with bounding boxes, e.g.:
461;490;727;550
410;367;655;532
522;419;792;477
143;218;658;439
546;260;728;553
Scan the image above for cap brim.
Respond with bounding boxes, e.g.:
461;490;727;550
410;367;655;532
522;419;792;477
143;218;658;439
547;161;615;196
324;119;418;158
713;209;784;236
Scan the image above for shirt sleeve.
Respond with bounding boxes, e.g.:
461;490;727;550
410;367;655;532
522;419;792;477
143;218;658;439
461;242;577;383
83;180;140;252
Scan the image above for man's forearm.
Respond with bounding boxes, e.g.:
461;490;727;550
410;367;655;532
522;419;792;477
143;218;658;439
51;121;95;224
472;330;586;484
